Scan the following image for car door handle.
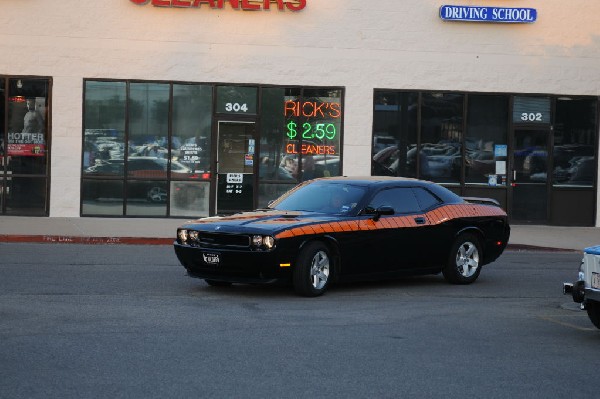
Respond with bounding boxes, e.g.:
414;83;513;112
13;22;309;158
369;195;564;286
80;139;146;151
414;217;426;225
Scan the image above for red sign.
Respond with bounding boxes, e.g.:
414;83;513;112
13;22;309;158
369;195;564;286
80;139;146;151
7;144;46;157
130;0;306;11
284;100;341;119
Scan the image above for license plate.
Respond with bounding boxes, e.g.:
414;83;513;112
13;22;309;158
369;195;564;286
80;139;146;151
202;253;220;266
592;273;600;290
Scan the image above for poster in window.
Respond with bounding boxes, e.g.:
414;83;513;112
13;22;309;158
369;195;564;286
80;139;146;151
7;97;46;157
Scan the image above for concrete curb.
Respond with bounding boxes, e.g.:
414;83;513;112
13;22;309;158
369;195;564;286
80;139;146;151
0;234;579;252
506;243;578;253
0;235;172;245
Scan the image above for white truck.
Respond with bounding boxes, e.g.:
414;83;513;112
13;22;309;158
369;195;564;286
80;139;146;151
563;245;600;329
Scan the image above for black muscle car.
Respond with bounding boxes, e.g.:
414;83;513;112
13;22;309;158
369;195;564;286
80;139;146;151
174;177;510;296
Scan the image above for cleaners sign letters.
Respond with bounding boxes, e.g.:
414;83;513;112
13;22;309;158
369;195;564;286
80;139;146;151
129;0;306;11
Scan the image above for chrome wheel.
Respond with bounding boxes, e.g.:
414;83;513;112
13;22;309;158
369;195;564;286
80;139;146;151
442;233;483;285
455;241;480;278
310;250;330;290
293;242;333;297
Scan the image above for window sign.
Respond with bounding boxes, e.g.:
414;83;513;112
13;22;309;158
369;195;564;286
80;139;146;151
226;173;243;184
216;86;257;115
513;96;551;124
494;144;507;158
440;5;537;23
284;99;342;156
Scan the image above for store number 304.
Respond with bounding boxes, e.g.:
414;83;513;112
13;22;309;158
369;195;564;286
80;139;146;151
520;112;543;122
225;103;248;112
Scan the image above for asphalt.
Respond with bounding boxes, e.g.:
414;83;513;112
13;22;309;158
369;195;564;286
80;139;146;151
0;215;597;251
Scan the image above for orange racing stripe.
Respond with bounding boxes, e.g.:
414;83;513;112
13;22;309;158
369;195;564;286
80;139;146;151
274;204;506;239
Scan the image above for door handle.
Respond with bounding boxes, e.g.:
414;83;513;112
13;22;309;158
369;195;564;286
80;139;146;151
414;217;426;225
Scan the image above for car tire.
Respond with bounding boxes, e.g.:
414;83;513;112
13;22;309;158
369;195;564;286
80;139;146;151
442;233;482;285
586;300;600;329
205;279;232;287
293;242;332;297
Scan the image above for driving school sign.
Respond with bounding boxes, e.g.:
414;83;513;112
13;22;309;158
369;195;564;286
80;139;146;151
129;0;306;11
440;5;537;23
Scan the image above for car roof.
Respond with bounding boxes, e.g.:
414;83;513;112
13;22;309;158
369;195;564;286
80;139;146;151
309;176;464;203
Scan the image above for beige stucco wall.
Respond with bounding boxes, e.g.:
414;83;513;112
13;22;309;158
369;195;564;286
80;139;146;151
0;0;599;218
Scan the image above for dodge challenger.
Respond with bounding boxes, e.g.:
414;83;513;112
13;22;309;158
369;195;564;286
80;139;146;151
174;177;510;296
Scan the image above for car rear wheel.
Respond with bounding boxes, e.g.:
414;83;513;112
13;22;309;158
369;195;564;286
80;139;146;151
205;279;232;287
586;300;600;329
442;233;482;285
293;242;332;297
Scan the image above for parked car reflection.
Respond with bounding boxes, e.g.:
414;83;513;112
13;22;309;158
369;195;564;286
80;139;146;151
84;157;191;203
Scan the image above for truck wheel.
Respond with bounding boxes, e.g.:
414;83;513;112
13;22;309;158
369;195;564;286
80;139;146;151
586;300;600;329
442;233;482;285
293;242;332;297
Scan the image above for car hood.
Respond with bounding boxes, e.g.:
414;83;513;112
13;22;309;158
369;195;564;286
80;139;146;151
179;210;345;235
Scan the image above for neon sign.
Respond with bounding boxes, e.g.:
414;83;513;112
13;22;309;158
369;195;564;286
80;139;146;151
284;100;341;119
286;122;336;140
283;98;341;156
286;143;336;156
130;0;306;11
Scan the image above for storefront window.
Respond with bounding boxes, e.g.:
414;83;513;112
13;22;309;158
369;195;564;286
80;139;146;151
126;83;170;216
260;87;289;182
301;88;342;179
553;98;597;186
372;91;418;178
420;93;463;184
82;81;127;216
169;84;212;217
1;78;50;216
465;95;509;186
259;87;344;206
0;79;4;162
171;84;212;177
82;81;343;217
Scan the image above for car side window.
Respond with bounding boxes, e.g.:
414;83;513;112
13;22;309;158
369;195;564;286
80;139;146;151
368;188;421;214
412;187;442;211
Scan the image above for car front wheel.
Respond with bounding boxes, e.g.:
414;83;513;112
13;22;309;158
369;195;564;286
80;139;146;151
442;233;482;284
586;300;600;329
293;242;332;297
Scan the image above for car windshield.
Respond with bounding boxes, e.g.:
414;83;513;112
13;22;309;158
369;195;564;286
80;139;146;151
271;181;367;214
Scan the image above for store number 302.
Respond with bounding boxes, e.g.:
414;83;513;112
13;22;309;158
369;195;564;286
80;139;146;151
520;112;543;122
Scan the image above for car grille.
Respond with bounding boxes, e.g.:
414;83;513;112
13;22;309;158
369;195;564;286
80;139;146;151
194;232;250;248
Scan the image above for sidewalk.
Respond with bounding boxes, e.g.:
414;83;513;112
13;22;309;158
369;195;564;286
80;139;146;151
0;216;598;251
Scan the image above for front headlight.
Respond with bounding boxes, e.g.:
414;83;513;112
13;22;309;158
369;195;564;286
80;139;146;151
263;236;275;250
251;235;276;250
178;229;188;243
252;235;263;247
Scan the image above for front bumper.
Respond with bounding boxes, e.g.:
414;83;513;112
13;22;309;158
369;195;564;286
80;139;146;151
563;280;586;304
173;242;295;284
563;247;600;307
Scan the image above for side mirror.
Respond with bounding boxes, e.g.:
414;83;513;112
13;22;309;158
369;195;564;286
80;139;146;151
364;205;394;221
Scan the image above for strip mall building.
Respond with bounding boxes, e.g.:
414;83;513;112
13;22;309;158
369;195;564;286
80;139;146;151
1;0;599;225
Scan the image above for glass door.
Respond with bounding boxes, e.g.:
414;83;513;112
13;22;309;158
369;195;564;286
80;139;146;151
215;121;257;214
510;129;550;223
